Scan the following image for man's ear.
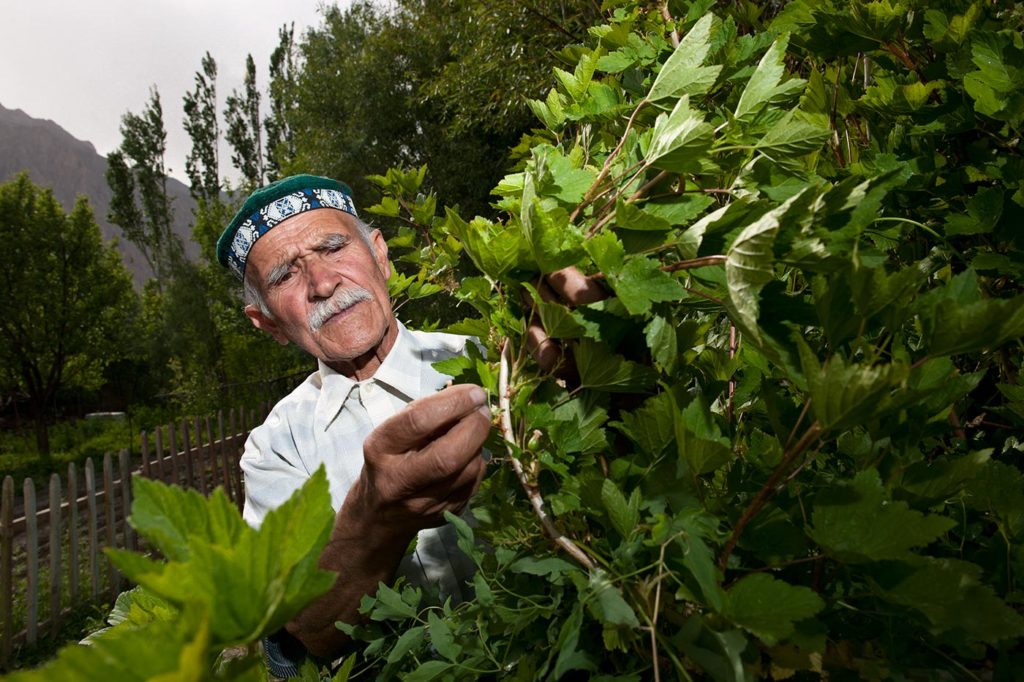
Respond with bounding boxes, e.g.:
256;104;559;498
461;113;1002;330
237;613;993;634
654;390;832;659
244;305;290;346
370;228;391;279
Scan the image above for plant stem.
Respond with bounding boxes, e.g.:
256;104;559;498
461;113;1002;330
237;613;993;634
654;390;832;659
499;340;596;570
718;421;823;570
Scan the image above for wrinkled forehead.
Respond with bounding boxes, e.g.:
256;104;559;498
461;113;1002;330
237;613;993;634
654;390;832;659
245;210;364;280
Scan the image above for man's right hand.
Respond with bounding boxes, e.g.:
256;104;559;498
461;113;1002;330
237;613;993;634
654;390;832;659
286;383;491;657
357;383;491;536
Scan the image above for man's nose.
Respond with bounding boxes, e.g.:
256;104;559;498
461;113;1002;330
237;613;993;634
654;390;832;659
307;257;342;299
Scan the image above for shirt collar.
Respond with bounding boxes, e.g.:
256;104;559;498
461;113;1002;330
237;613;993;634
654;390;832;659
313;321;426;431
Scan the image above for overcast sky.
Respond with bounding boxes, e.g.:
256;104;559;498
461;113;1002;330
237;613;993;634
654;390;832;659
1;0;346;183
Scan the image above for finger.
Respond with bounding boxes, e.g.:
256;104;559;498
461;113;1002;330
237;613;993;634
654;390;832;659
548;266;607;305
526;318;562;373
405;406;491;485
366;384;487;455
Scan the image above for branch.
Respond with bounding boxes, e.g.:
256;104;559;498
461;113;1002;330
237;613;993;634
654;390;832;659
660;3;680;48
718;420;822;570
499;340;596;570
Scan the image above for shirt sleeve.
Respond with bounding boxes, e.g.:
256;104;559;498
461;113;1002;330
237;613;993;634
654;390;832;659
239;421;312;528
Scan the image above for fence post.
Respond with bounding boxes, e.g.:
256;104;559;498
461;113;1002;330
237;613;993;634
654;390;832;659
168;424;180;487
119;450;134;553
216;412;231;502
193;416;207;496
102;453;119;594
48;474;62;638
1;476;13;668
181;420;195;492
23;479;37;646
85;458;99;598
141;431;151;479
67;462;79;605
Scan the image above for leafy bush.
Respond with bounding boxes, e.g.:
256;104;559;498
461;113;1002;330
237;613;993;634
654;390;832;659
11;1;1024;679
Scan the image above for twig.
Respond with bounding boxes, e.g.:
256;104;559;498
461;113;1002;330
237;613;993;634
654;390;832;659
663;255;727;272
572;101;649;221
499;340;596;570
727;324;737;422
683;287;725;306
660;3;680;48
718;421;823;569
649;539;671;682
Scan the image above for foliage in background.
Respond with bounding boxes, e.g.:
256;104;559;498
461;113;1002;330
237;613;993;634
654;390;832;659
286;0;598;218
0;175;137;457
340;0;1024;678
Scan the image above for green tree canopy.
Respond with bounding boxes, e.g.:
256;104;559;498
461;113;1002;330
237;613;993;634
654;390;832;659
0;174;137;455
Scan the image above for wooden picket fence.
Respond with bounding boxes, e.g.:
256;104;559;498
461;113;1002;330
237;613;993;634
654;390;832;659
0;404;269;670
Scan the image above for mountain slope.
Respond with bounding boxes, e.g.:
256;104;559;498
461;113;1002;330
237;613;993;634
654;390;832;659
0;102;200;285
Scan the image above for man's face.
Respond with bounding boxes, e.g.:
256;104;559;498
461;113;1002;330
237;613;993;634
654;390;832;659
243;209;395;374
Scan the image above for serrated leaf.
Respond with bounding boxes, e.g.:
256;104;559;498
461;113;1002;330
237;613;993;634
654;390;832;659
613;391;676;457
723;573;823;645
601;478;639;537
576;338;658;392
509;556;578;577
644;316;679;373
588;569;640;627
386;626;426;664
724;195;797;346
111;469;336;647
809;470;955;563
371;582;418;621
404;660;453;682
648;14;722;100
875;557;1024;644
427;611;461;661
646;95;714;173
735;35;791;122
675;394;733;475
900;450;991;502
755;109;830;157
608;256;686;315
553;602;596;678
614;200;672;231
798;341;907;432
917;270;1024;356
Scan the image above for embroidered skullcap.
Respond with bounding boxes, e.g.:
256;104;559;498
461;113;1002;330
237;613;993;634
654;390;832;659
217;175;358;280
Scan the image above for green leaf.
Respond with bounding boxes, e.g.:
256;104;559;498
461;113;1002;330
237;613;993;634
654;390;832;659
404;660;454;682
510;556;578;577
945;187;1004;236
809;470;955;563
608;256;686;315
613;391;676;457
427;611;461;661
675;395;733;475
724;195;796;346
576;338;658;392
917;270;1024;356
646;95;714;173
798;341;907;432
386;626;426;664
588;569;640;627
874;557;1024;644
755;109;830;157
735;35;792;123
644;315;678;374
648;14;722;100
614;200;672;231
110;470;336;647
723;573;823;645
371;582;419;621
553;603;596;678
6;613;210;681
601;478;639;537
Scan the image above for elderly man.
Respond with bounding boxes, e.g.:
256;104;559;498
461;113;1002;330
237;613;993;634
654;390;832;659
217;175;491;673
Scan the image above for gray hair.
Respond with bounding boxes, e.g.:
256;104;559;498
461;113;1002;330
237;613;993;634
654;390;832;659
242;217;377;319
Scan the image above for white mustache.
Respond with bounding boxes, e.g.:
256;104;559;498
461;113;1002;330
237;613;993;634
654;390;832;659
308;287;373;332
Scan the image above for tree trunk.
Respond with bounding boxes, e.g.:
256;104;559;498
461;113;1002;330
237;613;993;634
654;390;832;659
29;400;51;459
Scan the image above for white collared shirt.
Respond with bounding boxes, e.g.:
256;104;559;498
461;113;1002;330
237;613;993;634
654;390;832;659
240;322;476;601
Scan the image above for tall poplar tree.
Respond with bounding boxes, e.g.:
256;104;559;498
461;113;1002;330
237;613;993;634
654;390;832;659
265;24;298;180
183;52;221;203
224;55;265;189
106;87;181;288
